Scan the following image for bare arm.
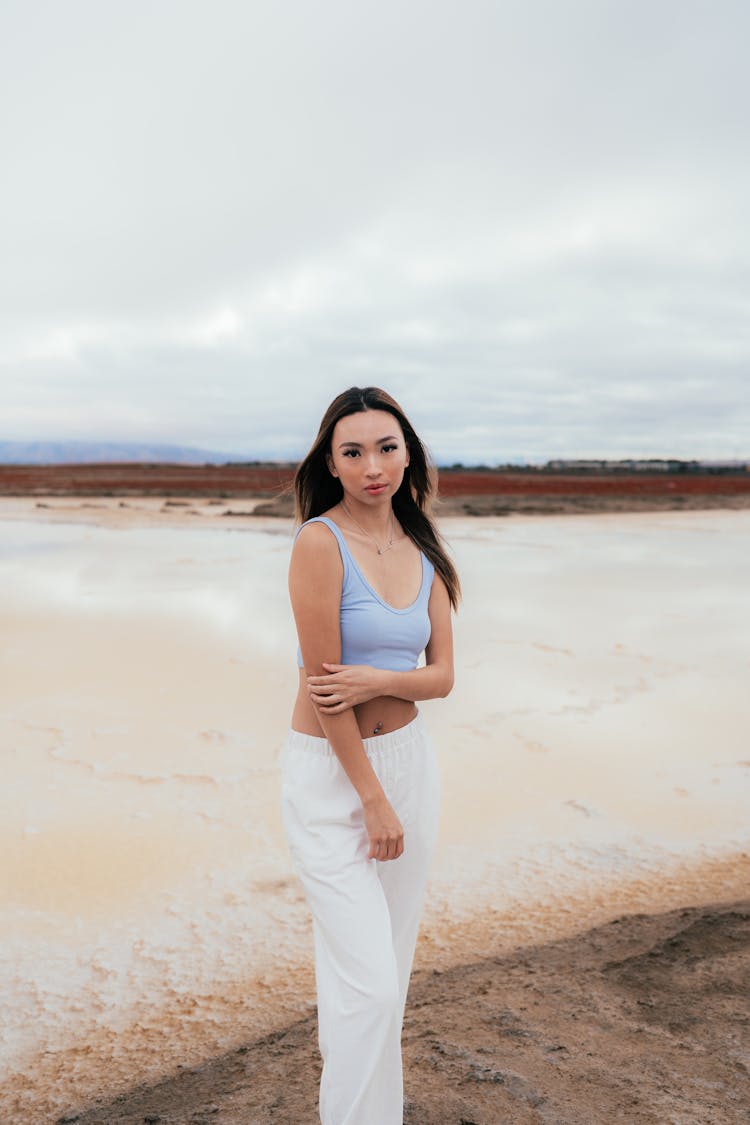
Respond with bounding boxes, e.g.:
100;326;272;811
289;522;404;860
307;573;455;713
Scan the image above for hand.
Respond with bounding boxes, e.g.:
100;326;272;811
362;792;404;861
307;663;386;714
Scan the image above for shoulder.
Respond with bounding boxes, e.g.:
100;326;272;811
415;543;436;592
427;567;450;610
294;516;342;552
421;547;436;578
291;517;345;576
289;518;345;611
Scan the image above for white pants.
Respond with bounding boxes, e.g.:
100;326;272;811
280;711;441;1125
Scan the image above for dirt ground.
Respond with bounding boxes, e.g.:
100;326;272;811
60;898;750;1125
2;464;750;519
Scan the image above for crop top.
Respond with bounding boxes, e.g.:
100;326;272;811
294;516;435;672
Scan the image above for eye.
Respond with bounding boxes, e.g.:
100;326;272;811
381;444;398;453
342;449;360;458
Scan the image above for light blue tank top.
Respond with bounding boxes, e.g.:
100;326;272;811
295;516;435;672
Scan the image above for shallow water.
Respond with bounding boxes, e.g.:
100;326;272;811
1;508;748;1122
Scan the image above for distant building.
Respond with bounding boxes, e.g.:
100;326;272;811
541;458;750;473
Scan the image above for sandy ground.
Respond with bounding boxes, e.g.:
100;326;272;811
61;896;750;1125
0;495;271;530
2;499;749;1124
0;489;748;530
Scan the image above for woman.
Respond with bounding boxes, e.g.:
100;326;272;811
279;386;460;1125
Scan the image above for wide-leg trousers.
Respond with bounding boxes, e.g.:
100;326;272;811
279;711;441;1125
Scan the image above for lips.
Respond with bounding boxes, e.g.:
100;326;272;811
365;484;387;494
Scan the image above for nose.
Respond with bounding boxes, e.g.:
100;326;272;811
364;452;381;477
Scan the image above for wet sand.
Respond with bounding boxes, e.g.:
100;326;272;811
1;501;748;1123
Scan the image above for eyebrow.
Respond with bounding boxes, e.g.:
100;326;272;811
338;435;399;448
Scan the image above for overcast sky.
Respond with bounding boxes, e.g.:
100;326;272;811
2;0;748;463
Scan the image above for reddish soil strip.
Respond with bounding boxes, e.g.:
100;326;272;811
437;470;750;498
1;464;749;500
0;464;296;497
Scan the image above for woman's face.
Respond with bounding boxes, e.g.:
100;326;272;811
327;409;410;506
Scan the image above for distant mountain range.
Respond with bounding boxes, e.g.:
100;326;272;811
0;441;251;465
0;441;746;471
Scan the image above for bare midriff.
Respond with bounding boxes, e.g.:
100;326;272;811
291;667;417;740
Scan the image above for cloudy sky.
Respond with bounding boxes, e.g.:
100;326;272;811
2;0;748;463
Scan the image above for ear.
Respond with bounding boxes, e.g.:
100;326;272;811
404;444;410;468
326;452;338;478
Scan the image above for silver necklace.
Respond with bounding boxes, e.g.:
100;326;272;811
340;501;395;555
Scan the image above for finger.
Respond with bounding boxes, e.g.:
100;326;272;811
312;693;343;707
321;663;345;671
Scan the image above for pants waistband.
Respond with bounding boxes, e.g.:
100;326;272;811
285;711;425;758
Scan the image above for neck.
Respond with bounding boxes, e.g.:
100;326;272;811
341;497;393;538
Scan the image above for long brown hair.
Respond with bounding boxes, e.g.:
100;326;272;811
294;386;460;609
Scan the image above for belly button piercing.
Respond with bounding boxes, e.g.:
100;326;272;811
373;721;383;735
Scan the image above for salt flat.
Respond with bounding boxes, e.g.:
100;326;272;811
1;504;748;1122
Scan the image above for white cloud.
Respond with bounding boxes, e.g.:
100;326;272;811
0;0;748;461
